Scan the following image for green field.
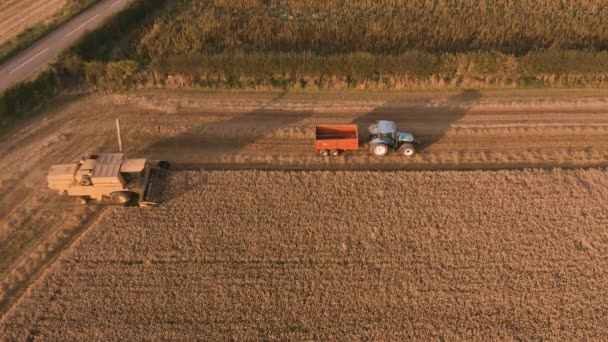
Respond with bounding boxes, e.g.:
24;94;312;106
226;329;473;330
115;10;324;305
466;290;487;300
132;0;608;89
140;0;608;54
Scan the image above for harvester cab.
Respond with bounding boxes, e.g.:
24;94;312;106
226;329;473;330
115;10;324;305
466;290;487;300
47;153;170;206
367;120;417;156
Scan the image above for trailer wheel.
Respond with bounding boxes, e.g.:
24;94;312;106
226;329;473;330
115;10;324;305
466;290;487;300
370;143;389;156
319;149;330;156
77;197;89;205
330;149;341;156
110;191;132;205
400;143;416;156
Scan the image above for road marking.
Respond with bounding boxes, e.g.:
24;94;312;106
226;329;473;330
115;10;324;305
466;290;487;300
9;48;49;74
111;0;123;8
65;14;100;38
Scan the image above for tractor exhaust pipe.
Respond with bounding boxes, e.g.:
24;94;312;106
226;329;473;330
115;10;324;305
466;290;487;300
116;118;123;153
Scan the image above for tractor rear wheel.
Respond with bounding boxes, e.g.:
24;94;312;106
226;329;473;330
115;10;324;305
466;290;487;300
399;143;416;156
370;143;389;156
330;149;340;156
110;191;132;205
319;149;330;156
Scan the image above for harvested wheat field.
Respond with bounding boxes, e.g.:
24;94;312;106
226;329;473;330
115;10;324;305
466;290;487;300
0;0;68;44
1;169;608;340
2;90;608;321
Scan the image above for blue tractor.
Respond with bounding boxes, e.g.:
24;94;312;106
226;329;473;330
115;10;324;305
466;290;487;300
367;120;417;156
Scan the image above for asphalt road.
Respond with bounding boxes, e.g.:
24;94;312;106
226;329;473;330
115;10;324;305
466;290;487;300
0;0;132;93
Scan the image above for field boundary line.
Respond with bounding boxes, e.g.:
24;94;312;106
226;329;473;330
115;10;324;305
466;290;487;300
169;162;608;173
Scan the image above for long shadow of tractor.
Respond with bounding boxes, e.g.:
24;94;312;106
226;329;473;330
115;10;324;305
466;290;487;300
352;89;483;156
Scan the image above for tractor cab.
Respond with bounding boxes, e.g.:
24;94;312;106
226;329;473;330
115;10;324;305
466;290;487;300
369;120;397;143
367;120;417;156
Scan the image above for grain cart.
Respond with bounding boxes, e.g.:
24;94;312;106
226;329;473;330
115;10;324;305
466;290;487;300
47;153;170;206
315;125;359;156
315;120;417;156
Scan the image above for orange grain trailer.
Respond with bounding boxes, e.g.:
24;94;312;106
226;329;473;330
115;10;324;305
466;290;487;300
315;125;359;156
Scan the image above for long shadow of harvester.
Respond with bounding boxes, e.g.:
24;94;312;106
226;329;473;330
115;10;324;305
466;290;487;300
353;89;482;151
142;91;311;169
140;91;311;202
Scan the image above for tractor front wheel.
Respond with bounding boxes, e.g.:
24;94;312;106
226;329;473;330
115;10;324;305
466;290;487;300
110;191;132;206
399;143;416;156
370;143;389;156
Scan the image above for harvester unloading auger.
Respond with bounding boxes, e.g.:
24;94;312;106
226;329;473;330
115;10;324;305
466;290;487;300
47;119;170;206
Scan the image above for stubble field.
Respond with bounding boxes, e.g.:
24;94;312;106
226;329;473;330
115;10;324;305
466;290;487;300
0;0;67;45
1;168;608;340
2;90;608;320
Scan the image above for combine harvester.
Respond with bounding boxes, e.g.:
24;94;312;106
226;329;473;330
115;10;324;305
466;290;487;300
47;119;169;206
47;154;169;206
315;120;417;156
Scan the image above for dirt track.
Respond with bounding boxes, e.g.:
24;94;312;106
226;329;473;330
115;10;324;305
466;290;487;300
0;89;608;317
117;90;608;171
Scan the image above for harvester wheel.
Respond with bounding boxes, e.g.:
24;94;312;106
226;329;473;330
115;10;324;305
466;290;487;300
110;191;132;205
400;143;416;156
370;143;389;156
319;149;330;156
330;149;340;156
